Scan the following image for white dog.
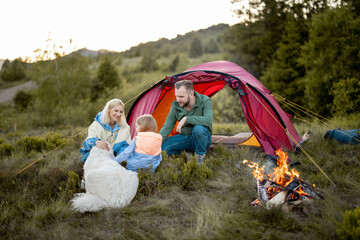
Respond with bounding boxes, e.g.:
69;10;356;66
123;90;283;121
71;145;139;213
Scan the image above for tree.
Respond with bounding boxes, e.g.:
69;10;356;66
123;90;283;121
261;14;308;105
204;39;220;54
169;55;180;72
225;0;289;78
140;44;158;72
224;21;267;78
91;57;120;101
189;37;203;58
0;59;10;81
331;78;360;116
300;6;360;116
226;0;328;78
1;59;10;69
0;58;26;82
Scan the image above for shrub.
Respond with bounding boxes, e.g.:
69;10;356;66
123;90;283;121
58;170;81;198
16;136;48;153
14;90;33;111
0;142;14;157
337;207;360;239
31;168;69;201
45;132;70;149
15;133;69;154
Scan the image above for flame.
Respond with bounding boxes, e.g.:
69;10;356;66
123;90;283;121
242;150;301;187
297;186;310;197
268;149;300;186
243;159;265;181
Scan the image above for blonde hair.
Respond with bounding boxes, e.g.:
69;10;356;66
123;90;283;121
136;114;157;132
101;98;126;125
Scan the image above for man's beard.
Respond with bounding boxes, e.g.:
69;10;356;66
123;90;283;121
181;95;191;108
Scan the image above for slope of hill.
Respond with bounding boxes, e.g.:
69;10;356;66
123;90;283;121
123;24;230;58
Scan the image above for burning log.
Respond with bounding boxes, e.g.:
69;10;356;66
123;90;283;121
244;149;325;209
257;179;269;201
300;181;324;199
266;178;300;208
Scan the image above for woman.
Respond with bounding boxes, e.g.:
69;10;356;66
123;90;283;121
80;98;131;163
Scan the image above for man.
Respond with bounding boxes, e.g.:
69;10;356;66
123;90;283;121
159;80;213;165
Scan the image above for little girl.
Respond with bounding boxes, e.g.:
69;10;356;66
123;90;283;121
113;114;162;172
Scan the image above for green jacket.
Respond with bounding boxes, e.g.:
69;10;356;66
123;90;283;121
159;92;213;142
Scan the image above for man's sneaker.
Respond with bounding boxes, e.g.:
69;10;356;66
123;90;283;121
196;154;205;166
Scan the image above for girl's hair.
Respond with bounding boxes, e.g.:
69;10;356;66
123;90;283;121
136;114;157;132
100;98;126;125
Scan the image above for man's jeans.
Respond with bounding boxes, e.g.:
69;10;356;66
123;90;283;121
162;125;212;156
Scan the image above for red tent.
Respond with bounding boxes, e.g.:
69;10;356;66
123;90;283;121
126;61;302;156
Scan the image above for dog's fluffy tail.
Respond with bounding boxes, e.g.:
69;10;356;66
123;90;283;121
71;193;108;213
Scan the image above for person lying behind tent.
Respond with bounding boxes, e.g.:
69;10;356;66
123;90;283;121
159;80;213;165
324;129;360;145
80;98;132;163
113;114;162;172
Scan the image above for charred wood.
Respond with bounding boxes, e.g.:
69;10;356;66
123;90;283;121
257;179;268;201
300;181;325;199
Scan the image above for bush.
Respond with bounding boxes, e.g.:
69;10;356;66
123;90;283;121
14;90;33;111
0;142;14;157
45;132;71;149
337;207;360;240
16;136;48;153
15;133;70;154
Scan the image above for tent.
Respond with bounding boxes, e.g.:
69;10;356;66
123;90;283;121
126;61;302;156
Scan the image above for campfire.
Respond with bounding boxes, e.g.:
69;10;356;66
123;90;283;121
243;149;324;208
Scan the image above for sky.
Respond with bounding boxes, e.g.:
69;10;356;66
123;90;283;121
0;0;242;61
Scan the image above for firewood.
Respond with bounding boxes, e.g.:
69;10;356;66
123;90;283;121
265;178;300;208
257;179;268;201
266;191;287;208
300;181;325;199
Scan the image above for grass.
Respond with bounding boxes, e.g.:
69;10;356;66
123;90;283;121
0;122;359;239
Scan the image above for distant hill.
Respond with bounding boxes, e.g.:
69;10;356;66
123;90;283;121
123;23;230;57
71;23;230;59
75;48;118;58
0;59;4;69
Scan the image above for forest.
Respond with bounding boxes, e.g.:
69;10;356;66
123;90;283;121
0;0;359;239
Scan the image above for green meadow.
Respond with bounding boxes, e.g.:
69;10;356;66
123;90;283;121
0;120;359;239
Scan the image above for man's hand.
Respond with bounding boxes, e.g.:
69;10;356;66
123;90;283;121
95;140;110;151
176;117;187;133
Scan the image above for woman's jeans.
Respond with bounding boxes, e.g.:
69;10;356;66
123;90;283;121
162;125;212;156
